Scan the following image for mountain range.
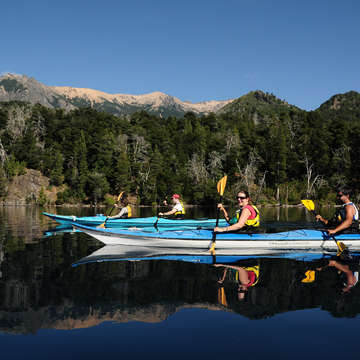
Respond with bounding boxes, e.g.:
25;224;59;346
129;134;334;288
0;73;233;118
0;73;359;119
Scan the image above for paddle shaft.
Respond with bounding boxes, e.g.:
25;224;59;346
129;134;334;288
104;204;117;225
212;194;223;242
303;201;347;252
99;192;124;228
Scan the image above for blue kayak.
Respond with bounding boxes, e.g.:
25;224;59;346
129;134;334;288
42;212;228;228
72;223;360;251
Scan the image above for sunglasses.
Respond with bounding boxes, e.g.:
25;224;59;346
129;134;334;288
237;289;247;293
337;193;344;198
237;196;247;200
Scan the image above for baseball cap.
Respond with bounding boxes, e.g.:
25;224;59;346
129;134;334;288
172;194;180;199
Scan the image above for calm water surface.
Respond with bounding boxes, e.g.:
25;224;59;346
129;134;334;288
0;206;359;359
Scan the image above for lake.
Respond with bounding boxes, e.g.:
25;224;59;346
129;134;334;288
0;205;359;359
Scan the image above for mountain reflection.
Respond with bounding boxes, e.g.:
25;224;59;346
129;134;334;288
0;232;360;335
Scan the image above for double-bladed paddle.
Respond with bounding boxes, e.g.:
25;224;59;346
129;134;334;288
301;199;347;253
98;191;124;228
210;175;228;254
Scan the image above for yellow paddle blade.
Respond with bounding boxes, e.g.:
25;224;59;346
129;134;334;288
209;242;216;255
217;287;228;307
336;241;347;254
301;270;315;283
217;175;228;196
117;191;124;201
98;223;106;229
301;199;315;212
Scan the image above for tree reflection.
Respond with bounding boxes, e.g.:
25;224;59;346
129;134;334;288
0;234;359;335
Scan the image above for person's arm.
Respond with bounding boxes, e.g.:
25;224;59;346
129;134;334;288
217;268;228;284
160;208;177;216
217;203;230;222
328;205;355;235
214;208;251;232
159;204;180;216
108;206;127;219
316;214;328;224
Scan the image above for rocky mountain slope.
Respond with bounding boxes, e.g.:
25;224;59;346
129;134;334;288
0;73;233;118
315;90;360;122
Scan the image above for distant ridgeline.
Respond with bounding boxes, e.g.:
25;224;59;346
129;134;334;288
0;73;360;206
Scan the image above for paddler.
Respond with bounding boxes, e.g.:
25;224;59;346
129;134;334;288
214;190;260;232
316;259;359;293
106;195;132;219
214;263;260;300
158;193;186;219
315;188;359;235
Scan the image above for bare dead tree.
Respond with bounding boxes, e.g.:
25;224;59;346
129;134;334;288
285;118;300;149
206;151;225;179
116;134;129;153
139;164;151;185
225;131;240;153
303;155;326;198
31;111;46;145
235;149;264;196
255;171;267;202
131;135;150;163
0;139;7;166
187;153;208;184
6;105;31;140
129;135;152;194
332;144;351;169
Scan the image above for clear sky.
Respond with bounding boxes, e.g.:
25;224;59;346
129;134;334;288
1;0;359;110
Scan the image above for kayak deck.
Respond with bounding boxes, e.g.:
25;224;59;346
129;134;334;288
42;212;227;228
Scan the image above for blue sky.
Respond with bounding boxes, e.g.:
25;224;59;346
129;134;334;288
1;0;359;110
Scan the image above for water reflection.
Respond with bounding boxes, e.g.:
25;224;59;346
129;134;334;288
1;236;360;335
0;206;359;336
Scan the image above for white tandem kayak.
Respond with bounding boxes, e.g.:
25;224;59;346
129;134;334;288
72;223;360;251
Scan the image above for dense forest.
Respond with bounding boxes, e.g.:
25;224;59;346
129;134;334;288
0;90;360;206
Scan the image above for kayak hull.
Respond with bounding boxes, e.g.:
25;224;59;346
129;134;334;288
42;212;227;228
72;224;360;251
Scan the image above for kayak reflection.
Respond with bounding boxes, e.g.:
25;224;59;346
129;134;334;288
72;245;333;266
74;245;360;297
1;239;360;335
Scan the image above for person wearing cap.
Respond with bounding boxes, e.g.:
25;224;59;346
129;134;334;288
316;188;359;235
158;194;185;218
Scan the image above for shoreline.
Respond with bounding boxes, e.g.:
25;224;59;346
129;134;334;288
0;203;340;208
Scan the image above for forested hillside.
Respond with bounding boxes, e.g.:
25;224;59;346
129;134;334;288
0;90;359;206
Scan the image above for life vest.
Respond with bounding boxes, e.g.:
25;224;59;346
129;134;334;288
234;265;260;287
174;200;186;216
335;202;359;222
231;205;260;227
120;205;132;218
329;202;359;232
